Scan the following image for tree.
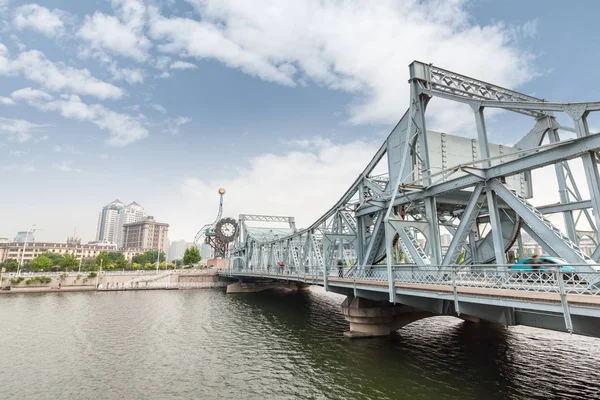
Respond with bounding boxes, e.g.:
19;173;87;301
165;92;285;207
174;259;183;267
183;247;201;266
0;258;19;272
37;252;64;267
132;250;165;267
107;252;127;269
95;251;113;270
60;253;79;270
29;255;53;271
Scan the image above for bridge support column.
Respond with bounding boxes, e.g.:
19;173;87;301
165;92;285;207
341;297;434;338
226;281;308;294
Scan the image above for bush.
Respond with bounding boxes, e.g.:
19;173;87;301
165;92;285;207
25;276;52;285
76;274;82;280
88;272;97;278
10;277;25;285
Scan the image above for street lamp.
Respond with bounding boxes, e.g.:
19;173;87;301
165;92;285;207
17;224;35;276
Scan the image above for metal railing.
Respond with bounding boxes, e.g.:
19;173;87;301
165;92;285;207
221;263;600;298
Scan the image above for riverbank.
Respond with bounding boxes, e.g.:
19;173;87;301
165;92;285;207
0;269;225;294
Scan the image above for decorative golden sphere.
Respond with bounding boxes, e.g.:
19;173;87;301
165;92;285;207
218;188;226;195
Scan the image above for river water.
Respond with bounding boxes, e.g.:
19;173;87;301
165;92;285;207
2;288;600;400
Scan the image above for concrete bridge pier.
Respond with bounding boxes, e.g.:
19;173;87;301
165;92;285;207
341;297;434;338
226;280;310;294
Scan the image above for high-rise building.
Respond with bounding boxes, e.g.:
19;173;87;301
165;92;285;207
95;199;124;243
14;231;35;243
116;202;146;249
168;240;194;261
122;216;169;253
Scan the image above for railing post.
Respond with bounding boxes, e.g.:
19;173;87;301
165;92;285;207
556;267;573;333
451;266;460;315
324;265;328;292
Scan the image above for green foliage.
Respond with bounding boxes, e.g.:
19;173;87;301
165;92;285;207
60;253;79;270
88;272;97;278
76;274;82;280
26;276;52;285
80;258;96;271
456;250;466;264
29;255;53;271
183;247;201;266
0;258;19;272
174;259;183;267
25;276;52;285
10;277;25;284
132;250;166;267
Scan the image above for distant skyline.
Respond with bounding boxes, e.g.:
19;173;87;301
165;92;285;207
1;0;599;242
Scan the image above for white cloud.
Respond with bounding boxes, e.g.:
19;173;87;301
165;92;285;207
0;117;47;142
170;61;197;70
1;163;35;172
0;46;124;100
163;116;190;135
107;63;145;84
148;0;536;131
14;4;66;37
79;12;151;62
11;87;53;103
157;71;170;79
52;160;81;172
151;103;166;113
177;137;379;238
15;90;148;146
9;150;26;157
0;96;15;105
78;0;150;63
53;144;62;152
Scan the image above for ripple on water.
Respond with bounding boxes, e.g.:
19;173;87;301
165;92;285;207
2;288;600;399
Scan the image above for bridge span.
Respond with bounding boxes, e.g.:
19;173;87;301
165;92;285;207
222;60;600;339
220;265;600;338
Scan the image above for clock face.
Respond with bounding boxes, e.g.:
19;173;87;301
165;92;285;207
220;222;235;238
215;217;238;243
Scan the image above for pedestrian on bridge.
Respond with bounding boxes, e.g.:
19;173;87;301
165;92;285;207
279;262;284;274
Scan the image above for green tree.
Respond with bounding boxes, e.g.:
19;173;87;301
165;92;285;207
0;258;19;272
29;255;53;271
80;257;96;271
60;253;79;270
107;252;127;269
132;250;165;267
174;259;183;267
183;247;201;266
34;252;64;268
95;251;114;270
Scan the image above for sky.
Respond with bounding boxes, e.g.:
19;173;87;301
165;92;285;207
0;0;599;243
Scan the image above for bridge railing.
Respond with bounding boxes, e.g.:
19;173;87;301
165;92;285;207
222;263;600;297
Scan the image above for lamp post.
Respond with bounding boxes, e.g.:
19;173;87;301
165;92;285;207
17;224;35;276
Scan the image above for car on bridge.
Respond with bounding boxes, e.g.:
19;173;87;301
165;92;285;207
510;255;582;282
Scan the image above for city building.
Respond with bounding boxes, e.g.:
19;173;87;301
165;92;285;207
95;199;124;243
122;216;169;253
0;241;118;264
168;240;194;261
116;202;147;249
14;231;35;243
95;199;147;249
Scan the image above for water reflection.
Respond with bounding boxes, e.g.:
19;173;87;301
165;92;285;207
1;288;600;399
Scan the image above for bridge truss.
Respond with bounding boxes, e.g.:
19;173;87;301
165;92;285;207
228;61;600;299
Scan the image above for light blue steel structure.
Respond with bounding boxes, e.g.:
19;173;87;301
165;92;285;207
223;61;600;337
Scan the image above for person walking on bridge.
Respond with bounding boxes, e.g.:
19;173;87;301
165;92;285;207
337;259;344;278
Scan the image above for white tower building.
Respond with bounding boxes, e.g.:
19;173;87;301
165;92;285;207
95;199;125;243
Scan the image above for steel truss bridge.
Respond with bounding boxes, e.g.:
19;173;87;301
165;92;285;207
222;61;600;338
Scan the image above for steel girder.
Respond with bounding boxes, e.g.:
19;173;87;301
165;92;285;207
229;60;600;277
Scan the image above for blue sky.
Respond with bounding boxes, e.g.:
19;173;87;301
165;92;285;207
0;0;598;243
